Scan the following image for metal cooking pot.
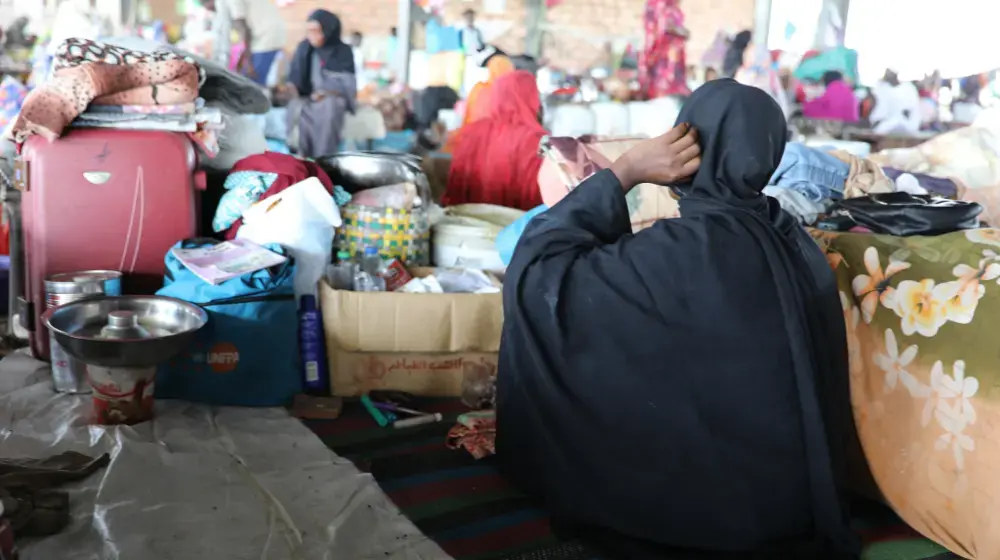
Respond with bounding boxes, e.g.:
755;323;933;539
316;152;431;203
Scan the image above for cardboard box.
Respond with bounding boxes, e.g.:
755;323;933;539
319;270;503;397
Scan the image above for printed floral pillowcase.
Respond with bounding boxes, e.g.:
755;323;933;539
820;228;1000;559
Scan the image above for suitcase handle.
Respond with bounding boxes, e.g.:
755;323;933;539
193;170;207;191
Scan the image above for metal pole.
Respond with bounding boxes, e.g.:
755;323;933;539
753;0;773;47
396;0;413;87
813;0;850;49
525;0;546;59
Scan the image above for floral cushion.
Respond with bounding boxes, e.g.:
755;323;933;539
815;227;1000;559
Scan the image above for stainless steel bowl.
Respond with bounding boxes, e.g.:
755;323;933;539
317;152;430;202
42;296;208;368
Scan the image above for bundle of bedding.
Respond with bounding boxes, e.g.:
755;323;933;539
9;38;203;143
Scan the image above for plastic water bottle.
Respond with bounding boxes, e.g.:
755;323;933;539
328;251;356;290
352;250;377;292
352;267;375;292
363;247;387;289
354;247;386;292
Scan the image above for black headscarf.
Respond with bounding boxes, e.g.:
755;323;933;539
288;10;355;96
497;79;858;558
722;29;752;78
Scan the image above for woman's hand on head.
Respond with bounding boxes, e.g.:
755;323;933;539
610;123;701;192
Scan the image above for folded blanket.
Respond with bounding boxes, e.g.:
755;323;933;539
54;37;206;86
106;36;270;115
54;38;203;108
84;102;196;115
10;60;200;143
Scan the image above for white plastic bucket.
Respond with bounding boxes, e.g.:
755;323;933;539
433;222;505;271
432;204;525;272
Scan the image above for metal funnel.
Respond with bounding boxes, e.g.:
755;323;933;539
42;296;208;368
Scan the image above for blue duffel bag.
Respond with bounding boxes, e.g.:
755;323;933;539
156;239;301;406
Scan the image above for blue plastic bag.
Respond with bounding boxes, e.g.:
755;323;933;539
156;240;301;406
497;205;548;266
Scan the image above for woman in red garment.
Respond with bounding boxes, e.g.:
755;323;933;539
443;71;546;211
639;0;690;99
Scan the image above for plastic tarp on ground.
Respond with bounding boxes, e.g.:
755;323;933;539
0;351;449;560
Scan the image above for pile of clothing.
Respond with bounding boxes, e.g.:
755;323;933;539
765;141;964;230
212;152;341;239
0;451;109;544
8;37;271;167
10;38;204;143
869;108;1000;225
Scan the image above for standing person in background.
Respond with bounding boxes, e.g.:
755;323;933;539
722;30;751;78
386;27;398;66
638;0;690;99
350;31;368;88
388;26;398;54
459;9;485;55
459;9;486;96
199;0;287;86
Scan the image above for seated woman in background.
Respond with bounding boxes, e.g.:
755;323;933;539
285;10;356;158
802;70;859;122
497;79;858;558
444;49;515;153
444;71;546;210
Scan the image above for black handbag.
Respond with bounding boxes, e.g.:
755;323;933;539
831;192;982;236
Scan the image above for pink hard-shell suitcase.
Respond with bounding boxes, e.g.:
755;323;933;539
16;129;203;359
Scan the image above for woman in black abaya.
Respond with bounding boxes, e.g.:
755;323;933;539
496;79;859;558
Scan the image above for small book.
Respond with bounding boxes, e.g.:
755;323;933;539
171;239;287;285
